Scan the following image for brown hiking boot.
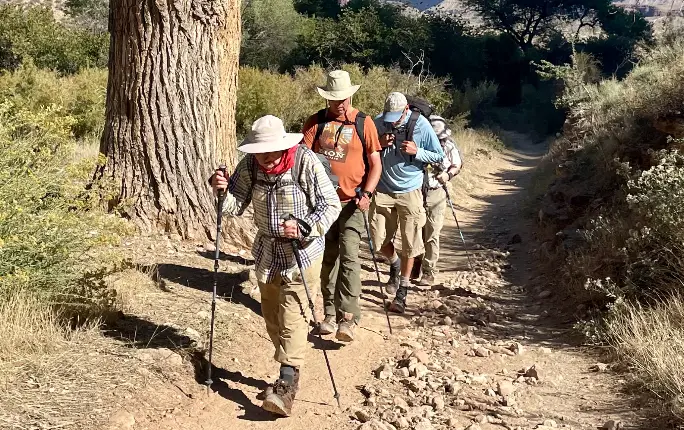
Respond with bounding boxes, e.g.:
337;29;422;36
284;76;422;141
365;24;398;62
256;385;272;401
316;315;337;335
335;313;357;343
262;371;300;417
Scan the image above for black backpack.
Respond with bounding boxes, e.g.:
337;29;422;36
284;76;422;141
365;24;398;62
404;95;435;141
312;108;371;188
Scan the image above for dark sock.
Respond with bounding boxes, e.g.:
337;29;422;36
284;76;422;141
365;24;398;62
279;365;296;384
390;257;400;271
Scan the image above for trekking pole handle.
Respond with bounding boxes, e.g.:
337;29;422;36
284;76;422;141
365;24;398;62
216;164;227;199
282;214;312;239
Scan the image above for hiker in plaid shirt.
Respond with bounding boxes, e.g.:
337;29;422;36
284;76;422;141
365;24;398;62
211;115;341;416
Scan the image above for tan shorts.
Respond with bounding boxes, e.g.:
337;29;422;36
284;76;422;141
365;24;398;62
369;189;426;258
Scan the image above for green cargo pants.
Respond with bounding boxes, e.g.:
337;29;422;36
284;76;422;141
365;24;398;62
320;201;365;324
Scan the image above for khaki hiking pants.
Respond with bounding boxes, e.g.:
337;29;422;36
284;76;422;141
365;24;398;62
369;189;426;259
320;202;365;324
258;256;322;369
422;187;447;275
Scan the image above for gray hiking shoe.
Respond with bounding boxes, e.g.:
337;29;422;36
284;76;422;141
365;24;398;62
417;272;434;286
316;315;337;335
335;313;357;343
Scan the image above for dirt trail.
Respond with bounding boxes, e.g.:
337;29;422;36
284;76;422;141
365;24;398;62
107;136;652;430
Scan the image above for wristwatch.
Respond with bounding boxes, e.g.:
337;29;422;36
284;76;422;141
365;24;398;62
362;190;373;199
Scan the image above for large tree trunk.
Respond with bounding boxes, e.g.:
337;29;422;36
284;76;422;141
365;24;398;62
97;0;249;245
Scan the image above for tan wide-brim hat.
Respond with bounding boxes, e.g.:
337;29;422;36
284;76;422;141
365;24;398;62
317;70;361;101
238;115;303;154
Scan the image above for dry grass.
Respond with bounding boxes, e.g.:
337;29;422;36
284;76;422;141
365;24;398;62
606;295;684;418
0;290;67;360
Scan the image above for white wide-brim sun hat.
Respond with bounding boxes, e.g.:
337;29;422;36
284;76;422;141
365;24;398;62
317;70;361;101
238;115;303;154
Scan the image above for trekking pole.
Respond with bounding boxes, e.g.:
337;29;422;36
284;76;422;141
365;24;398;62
355;188;392;335
283;214;341;408
442;184;474;270
206;165;226;394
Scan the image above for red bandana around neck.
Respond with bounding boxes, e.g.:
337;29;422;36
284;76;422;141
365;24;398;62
257;145;297;175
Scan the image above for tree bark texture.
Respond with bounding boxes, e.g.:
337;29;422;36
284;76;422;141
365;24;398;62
98;0;246;243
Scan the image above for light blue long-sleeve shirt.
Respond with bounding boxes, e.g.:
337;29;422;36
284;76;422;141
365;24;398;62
374;113;445;193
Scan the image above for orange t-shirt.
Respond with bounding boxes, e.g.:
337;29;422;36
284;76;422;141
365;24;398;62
302;108;382;202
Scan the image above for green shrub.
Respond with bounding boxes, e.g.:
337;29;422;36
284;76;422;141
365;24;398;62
0;62;107;139
0;100;130;314
236;63;451;138
0;5;108;74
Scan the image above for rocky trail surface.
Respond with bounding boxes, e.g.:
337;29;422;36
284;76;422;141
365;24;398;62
100;136;654;430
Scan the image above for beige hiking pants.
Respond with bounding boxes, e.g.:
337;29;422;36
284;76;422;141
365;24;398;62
258;256;322;368
422;187;447;274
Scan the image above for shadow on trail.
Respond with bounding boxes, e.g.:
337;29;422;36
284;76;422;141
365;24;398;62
189;351;278;422
147;262;262;317
102;313;197;350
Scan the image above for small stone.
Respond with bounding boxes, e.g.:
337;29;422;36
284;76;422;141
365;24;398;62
485;388;496;396
447;417;459;427
414;419;435;430
524;365;540;379
590;363;609;372
395;417;410;429
470;374;488;385
393;396;409;413
431;300;444;310
396;367;410;378
357;420;390;430
407;379;427;392
446;382;461;394
185;327;201;340
465;425;482;430
540;347;552;354
497;380;516;396
442;316;453;326
542;419;558;427
501;395;516;406
381;410;399;423
197;310;210;320
376;364;393;380
365;396;377;408
509;342;524;355
475;347;491;357
411;350;430;364
411;364;429;379
401;340;423;350
108;410;135;429
538;290;552;299
601;420;623;430
361;385;374;398
350;407;372;423
432;395;445;411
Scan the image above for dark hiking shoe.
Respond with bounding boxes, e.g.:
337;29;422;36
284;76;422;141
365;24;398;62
386;263;400;296
316;315;337;335
417;272;434;286
410;255;423;280
262;372;299;417
335;313;357;342
388;297;406;314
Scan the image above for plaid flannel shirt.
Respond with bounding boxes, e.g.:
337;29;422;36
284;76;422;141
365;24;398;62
221;148;341;284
